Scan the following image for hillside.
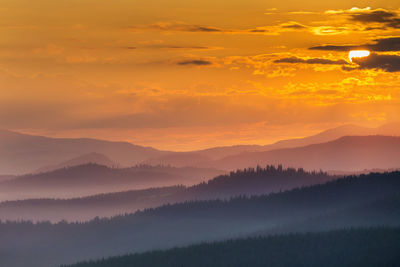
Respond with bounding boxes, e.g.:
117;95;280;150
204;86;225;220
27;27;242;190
0;164;224;201
0;171;399;267
187;166;331;199
65;227;400;267
0;166;331;221
0;186;186;222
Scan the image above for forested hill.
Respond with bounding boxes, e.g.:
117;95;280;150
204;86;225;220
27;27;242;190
188;165;331;199
0;166;332;221
64;227;400;267
0;163;223;201
1;171;400;267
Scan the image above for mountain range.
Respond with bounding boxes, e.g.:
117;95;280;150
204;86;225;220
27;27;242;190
208;135;400;171
1;122;399;175
143;123;400;167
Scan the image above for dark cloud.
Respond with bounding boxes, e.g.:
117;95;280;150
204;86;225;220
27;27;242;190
249;29;268;33
123;45;213;50
350;10;400;28
146;45;211;50
309;44;356;51
177;60;212;66
274;56;348;65
191;26;221;32
368;37;400;51
351;10;396;23
280;23;307;29
351;53;400;72
309;37;400;52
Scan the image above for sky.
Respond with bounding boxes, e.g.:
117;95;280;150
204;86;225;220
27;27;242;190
1;0;400;150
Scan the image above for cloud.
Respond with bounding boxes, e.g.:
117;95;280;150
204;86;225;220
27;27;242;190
351;10;396;23
279;22;307;29
310;37;400;72
310;44;360;52
177;60;212;66
326;7;400;29
350;9;400;28
351;53;400;72
325;7;372;14
130;22;223;33
249;22;308;34
288;11;318;15
367;37;400;51
310;26;352;36
144;45;216;50
129;20;312;36
127;9;397;37
274;56;348;65
309;37;400;52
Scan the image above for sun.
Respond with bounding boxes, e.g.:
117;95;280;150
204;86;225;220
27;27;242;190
348;50;370;62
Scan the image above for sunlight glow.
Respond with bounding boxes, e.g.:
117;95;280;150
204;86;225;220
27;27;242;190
349;50;370;62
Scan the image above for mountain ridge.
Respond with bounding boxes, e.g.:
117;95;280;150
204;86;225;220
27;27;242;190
0;128;167;175
209;135;400;171
143;122;400;167
1;122;400;174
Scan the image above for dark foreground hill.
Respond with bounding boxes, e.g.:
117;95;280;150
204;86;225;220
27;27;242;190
65;227;400;267
0;166;331;221
0;171;400;267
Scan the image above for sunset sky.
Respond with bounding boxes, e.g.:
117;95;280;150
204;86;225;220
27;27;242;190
1;0;400;150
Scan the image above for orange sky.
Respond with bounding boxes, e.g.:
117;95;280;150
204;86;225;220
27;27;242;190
1;1;400;150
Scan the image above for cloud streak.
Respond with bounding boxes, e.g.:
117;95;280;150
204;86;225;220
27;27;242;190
177;60;212;66
129;21;318;36
274;57;348;65
129;22;223;33
309;37;400;52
